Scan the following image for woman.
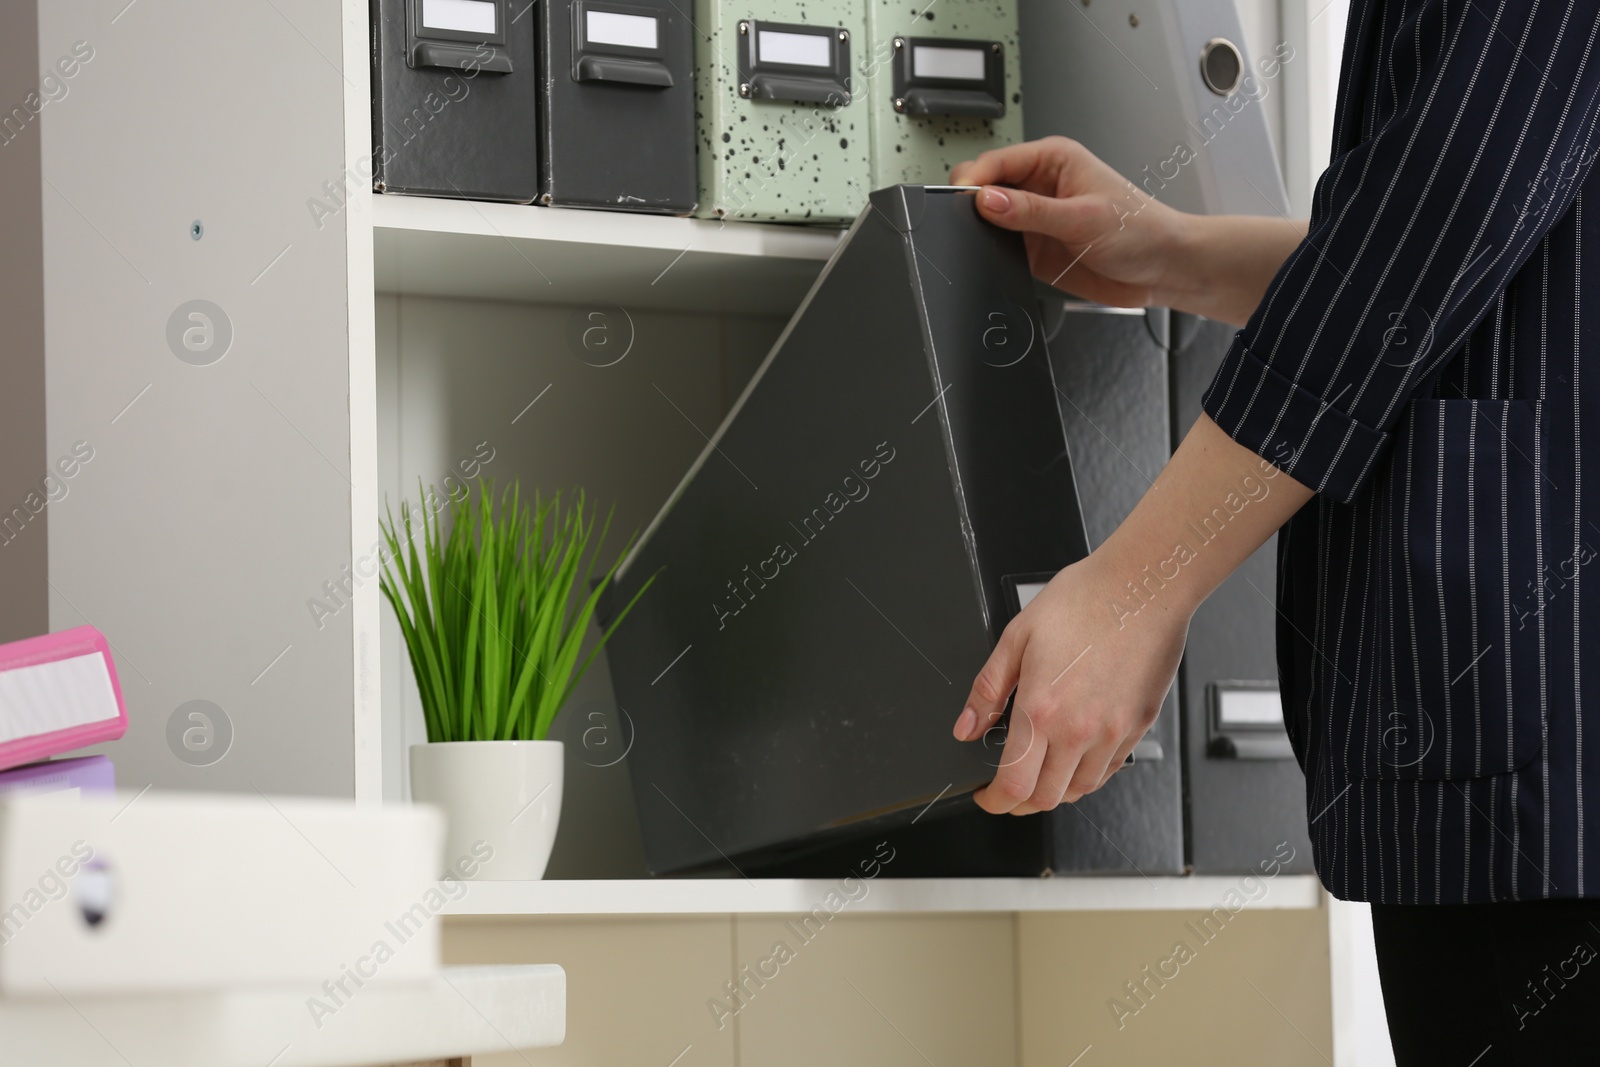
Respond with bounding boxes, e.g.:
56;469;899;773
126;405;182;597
949;2;1600;1061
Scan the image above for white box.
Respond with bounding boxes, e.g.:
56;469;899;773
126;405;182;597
0;791;448;995
0;964;567;1067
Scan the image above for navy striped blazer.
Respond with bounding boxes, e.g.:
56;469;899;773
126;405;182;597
1202;0;1600;904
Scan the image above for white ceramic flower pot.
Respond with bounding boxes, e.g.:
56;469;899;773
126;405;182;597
409;740;564;880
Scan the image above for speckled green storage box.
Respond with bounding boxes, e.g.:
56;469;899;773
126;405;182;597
862;0;1023;187
693;0;871;222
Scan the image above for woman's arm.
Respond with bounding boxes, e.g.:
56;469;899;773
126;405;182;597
945;137;1313;810
949;138;1305;327
953;414;1313;813
1158;213;1308;326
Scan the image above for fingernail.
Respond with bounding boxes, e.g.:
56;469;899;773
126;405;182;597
979;186;1011;213
954;707;978;740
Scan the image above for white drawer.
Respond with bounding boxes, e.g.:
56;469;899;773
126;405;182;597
0;792;445;995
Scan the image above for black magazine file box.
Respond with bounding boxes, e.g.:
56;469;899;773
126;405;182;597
757;302;1191;877
600;185;1091;875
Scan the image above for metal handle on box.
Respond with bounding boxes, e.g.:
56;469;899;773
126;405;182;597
411;40;512;72
747;73;849;104
1207;734;1295;760
900;87;1004;118
575;54;674;85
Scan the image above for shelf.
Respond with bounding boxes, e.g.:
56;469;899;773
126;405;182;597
441;875;1325;917
0;964;564;1067
371;195;846;316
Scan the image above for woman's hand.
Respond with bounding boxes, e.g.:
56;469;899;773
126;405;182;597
950;137;1309;327
952;553;1191;814
951;415;1316;813
949;136;1188;310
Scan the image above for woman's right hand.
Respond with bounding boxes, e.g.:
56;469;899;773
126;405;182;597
949;136;1189;310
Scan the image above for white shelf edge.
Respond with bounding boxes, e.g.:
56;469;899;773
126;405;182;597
441;875;1325;917
371;194;845;261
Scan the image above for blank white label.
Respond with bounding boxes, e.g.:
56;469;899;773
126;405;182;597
1217;687;1283;726
422;0;497;34
1014;581;1048;611
0;652;118;744
756;29;831;68
586;9;659;49
913;44;987;80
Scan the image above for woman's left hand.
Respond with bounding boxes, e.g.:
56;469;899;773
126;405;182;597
952;552;1191;814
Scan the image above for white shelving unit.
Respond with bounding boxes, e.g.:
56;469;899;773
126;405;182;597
32;0;1323;916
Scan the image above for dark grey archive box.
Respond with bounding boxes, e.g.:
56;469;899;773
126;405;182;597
1170;314;1314;874
1034;300;1189;875
537;0;697;211
600;185;1091;876
371;0;539;201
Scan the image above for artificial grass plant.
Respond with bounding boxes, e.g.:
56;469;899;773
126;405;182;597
379;481;654;743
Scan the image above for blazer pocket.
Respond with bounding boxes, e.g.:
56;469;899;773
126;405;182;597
1356;397;1546;781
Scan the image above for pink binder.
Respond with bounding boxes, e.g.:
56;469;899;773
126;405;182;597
0;625;128;773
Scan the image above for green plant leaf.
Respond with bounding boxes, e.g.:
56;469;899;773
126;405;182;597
384;498;451;742
379;479;653;744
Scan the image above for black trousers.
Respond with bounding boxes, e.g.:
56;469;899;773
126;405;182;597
1372;898;1600;1065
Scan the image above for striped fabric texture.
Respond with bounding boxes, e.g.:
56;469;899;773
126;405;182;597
1202;0;1600;903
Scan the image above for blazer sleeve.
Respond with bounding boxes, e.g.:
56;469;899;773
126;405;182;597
1202;0;1600;505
